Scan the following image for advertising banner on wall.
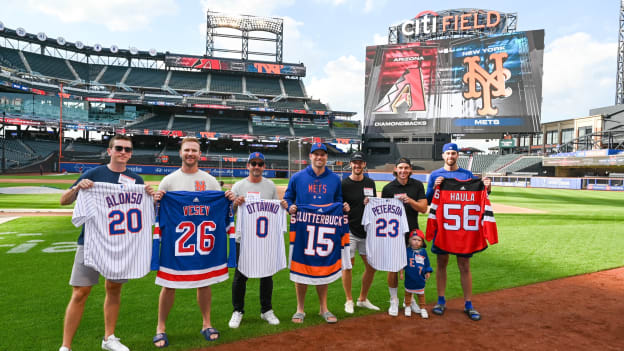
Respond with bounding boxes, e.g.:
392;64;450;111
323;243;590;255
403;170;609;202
364;29;544;135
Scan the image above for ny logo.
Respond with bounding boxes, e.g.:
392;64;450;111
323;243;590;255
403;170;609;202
195;181;206;191
462;52;511;116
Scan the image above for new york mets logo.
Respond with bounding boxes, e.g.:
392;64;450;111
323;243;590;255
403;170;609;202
462;52;511;116
195;181;206;191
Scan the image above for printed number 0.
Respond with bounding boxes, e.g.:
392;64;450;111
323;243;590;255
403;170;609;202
442;204;480;231
108;208;142;235
175;220;216;256
304;225;335;257
256;217;268;238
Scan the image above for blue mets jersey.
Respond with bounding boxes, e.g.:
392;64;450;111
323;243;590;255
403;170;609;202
404;247;433;293
151;191;236;289
289;203;351;285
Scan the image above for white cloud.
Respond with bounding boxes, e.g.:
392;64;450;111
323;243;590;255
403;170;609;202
306;55;365;118
25;0;178;32
542;32;616;122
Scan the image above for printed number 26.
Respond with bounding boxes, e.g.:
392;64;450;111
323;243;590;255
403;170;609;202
175;221;216;256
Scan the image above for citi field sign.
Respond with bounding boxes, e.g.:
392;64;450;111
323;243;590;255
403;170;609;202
400;10;506;37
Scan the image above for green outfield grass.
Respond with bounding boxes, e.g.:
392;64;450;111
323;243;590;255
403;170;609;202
0;179;623;350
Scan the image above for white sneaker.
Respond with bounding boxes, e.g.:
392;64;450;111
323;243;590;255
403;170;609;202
59;347;71;351
101;334;129;351
356;299;380;311
404;306;411;317
260;310;280;325
228;311;244;328
344;300;354;314
388;299;399;316
410;300;421;313
420;308;429;319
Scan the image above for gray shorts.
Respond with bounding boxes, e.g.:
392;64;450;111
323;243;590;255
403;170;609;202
69;245;127;286
349;235;367;259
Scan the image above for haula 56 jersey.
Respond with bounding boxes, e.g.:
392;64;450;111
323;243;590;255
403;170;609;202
151;191;236;289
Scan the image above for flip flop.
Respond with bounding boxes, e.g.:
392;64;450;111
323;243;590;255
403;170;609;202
464;308;481;321
432;304;446;315
320;311;337;324
291;312;306;324
152;333;169;348
200;327;220;341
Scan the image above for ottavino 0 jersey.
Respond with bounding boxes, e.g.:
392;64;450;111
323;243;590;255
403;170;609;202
72;182;155;280
362;197;410;272
236;199;287;278
289;203;351;285
426;178;498;255
151;191;235;289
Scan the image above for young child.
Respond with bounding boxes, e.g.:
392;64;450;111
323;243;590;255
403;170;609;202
403;229;432;318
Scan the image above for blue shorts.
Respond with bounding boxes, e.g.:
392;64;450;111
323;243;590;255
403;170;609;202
430;244;474;258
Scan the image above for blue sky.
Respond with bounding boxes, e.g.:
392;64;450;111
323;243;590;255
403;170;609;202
0;0;620;123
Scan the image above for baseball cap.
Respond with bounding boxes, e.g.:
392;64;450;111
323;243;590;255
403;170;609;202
350;151;365;162
248;152;265;162
409;229;426;248
442;143;459;152
310;142;328;153
395;157;412;167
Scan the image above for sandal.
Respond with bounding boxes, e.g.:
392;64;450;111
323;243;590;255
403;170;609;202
320;311;337;324
291;312;306;324
200;327;220;341
152;333;169;348
432;304;446;315
464;308;481;321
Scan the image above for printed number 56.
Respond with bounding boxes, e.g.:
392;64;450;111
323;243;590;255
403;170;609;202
443;204;480;231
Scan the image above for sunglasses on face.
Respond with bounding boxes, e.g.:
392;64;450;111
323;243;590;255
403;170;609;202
249;161;264;167
113;146;133;153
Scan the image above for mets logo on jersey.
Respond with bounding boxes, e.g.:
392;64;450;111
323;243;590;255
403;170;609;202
462;52;511;116
195;181;207;191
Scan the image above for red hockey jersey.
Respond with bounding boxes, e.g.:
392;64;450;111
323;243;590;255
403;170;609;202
426;178;498;255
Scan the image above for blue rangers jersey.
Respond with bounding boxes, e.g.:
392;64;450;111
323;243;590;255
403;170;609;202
151;191;236;289
289;203;351;285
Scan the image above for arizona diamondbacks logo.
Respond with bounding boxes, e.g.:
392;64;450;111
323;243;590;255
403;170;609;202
462;52;511;116
374;67;426;113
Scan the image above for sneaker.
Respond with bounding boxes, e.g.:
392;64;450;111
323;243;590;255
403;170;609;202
59;347;71;351
260;310;280;325
410;300;421;313
228;311;244;328
101;334;129;351
388;299;399;316
356;299;380;311
344;300;354;314
420;308;429;319
404;306;411;317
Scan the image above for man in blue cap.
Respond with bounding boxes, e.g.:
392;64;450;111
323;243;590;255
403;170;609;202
425;142;491;321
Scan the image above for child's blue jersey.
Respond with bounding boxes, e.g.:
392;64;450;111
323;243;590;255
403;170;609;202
151;190;235;289
404;247;433;293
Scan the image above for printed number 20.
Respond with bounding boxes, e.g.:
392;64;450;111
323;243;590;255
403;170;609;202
443;204;480;231
108;209;142;235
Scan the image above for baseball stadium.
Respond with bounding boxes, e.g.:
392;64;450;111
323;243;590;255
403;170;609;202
0;2;622;351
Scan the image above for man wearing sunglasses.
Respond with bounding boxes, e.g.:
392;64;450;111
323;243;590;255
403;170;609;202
59;135;156;351
151;137;234;347
227;152;288;329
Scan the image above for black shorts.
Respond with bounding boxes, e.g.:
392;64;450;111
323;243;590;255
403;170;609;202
430;244;475;258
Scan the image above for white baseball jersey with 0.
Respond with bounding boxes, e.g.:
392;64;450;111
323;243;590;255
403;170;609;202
362;197;409;272
72;182;155;280
236;199;287;278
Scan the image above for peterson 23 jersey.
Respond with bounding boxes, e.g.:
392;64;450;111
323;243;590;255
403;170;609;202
72;182;155;280
289;203;351;285
236;199;287;278
151;191;236;289
362;197;410;272
426;178;498;255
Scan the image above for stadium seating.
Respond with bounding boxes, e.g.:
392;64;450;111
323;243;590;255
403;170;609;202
483;154;521;173
268;99;307;110
245;76;282;96
171;116;207;131
282;78;305;97
168;70;208;91
125;68;168;88
0;139;37;167
226;99;265;110
70;60;90;82
98;65;129;85
22;140;59;158
210;73;243;93
21;51;76;81
470;154;500;174
306;100;329;111
209;116;249;134
128;114;172;130
498;156;543;174
457;155;470;169
113;92;142;100
0;46;27;71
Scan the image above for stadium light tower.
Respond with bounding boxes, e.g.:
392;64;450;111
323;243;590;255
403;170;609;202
616;0;624;104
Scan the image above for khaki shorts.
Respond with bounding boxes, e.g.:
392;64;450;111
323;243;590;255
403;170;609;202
69;245;127;286
349;235;367;259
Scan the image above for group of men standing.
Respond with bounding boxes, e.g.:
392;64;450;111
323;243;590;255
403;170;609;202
58;136;491;351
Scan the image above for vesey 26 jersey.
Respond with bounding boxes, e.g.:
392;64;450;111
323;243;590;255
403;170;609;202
151;190;236;289
426;178;498;255
289;203;351;285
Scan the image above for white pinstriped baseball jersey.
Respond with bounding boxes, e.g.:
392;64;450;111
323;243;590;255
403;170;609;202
236;199;287;278
72;182;155;280
362;197;409;272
